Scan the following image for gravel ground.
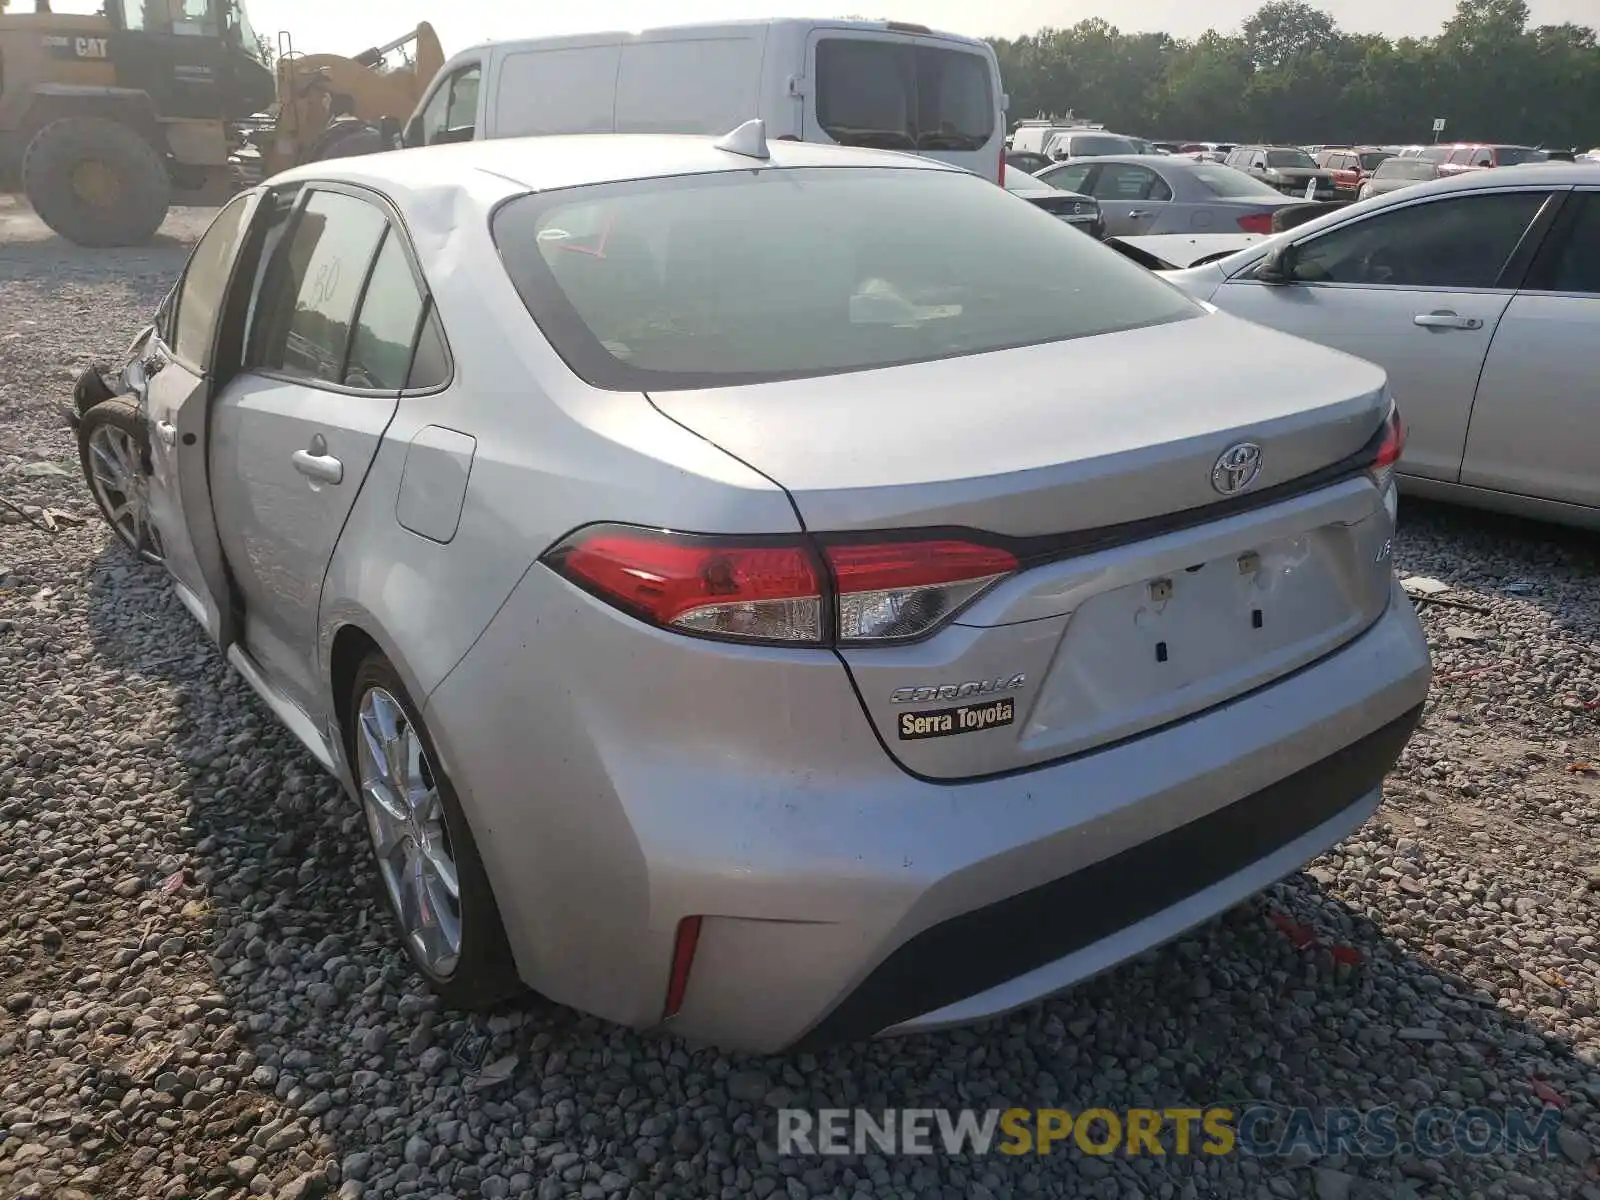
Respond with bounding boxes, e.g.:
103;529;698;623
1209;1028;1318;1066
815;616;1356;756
3;205;1600;1200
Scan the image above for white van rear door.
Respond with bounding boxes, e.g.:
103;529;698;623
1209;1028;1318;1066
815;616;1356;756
492;41;622;137
801;28;1001;179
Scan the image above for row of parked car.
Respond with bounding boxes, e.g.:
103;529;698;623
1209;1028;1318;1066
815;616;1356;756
55;15;1596;1054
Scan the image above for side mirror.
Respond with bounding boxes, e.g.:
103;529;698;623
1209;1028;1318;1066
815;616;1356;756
1256;242;1299;285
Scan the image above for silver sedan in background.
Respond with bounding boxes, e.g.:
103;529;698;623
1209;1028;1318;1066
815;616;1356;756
68;130;1429;1052
1037;154;1307;237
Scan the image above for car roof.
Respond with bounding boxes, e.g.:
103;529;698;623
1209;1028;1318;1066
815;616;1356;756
267;133;960;200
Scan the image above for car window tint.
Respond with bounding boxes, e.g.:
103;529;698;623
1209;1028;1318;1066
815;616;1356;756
407;306;450;389
344;232;426;390
173;194;251;366
1092;164;1168;202
250;190;389;385
493;166;1200;391
1042;163;1093;193
1542;196;1600;295
815;39;993;152
1291;192;1549;289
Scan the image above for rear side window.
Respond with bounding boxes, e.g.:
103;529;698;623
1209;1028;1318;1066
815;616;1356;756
344;233;426;390
492;166;1199;391
815;38;993;151
1533;195;1600;295
248;190;388;384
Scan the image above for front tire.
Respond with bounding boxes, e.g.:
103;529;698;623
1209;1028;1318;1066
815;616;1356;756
346;653;523;1009
77;397;164;564
22;117;171;248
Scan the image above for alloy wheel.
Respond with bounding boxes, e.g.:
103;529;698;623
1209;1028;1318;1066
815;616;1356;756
355;686;463;977
86;423;163;563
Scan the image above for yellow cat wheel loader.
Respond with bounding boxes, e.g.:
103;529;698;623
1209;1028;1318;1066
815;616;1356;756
1;0;441;247
0;0;276;245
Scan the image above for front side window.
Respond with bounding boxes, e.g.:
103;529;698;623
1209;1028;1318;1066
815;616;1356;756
493;166;1200;391
815;39;993;151
1287;192;1550;289
248;190;389;385
418;64;480;145
173;194;252;367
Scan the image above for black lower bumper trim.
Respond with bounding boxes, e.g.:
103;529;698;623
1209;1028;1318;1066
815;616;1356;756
791;703;1423;1051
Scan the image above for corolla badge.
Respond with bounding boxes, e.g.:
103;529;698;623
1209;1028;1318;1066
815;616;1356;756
1211;442;1264;495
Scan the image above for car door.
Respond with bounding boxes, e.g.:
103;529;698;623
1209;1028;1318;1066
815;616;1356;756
1460;190;1600;507
208;185;414;720
1206;187;1561;483
136;191;257;642
1087;162;1171;236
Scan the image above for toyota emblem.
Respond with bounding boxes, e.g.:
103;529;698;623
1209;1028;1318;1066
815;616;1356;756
1211;442;1264;495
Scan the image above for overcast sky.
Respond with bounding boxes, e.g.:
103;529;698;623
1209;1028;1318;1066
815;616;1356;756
250;0;1596;60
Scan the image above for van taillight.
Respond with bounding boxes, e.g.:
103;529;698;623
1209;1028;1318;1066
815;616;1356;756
997;140;1006;186
544;525;1018;645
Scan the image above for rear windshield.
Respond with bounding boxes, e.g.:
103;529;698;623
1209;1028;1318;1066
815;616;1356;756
1358;151;1392;170
1060;134;1139;157
1190;165;1283;197
1495;146;1546;165
1375;158;1436;179
1419;146;1452;162
492;167;1200;391
815;38;993;152
1266;150;1317;169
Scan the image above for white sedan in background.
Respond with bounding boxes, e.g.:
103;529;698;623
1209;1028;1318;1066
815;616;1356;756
1164;164;1600;528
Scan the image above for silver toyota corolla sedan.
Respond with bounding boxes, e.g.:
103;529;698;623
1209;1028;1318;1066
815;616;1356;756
67;127;1431;1052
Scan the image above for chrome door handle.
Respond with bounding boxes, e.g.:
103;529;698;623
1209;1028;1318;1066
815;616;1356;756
1126;209;1151;218
1414;311;1482;330
155;419;176;447
292;436;343;485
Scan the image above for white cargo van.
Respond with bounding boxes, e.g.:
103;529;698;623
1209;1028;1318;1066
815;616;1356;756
402;19;1010;181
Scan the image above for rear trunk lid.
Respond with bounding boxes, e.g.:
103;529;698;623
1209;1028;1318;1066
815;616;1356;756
649;310;1398;779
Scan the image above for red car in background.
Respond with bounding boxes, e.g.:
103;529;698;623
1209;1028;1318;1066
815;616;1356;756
1420;143;1549;176
1316;147;1395;196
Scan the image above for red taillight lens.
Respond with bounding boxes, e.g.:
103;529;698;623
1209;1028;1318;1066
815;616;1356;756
997;142;1006;187
545;527;1019;645
662;915;702;1021
826;539;1019;642
1237;212;1275;234
1369;402;1407;494
547;527;824;643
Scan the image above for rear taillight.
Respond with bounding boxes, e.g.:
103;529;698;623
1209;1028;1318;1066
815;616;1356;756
997;141;1006;187
827;540;1018;641
1237;212;1275;234
544;525;1017;646
547;528;824;643
1368;402;1407;500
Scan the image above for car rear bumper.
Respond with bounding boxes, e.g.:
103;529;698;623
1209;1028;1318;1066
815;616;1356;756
424;573;1429;1053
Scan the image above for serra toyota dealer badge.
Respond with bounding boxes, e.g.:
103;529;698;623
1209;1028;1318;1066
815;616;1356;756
898;697;1016;740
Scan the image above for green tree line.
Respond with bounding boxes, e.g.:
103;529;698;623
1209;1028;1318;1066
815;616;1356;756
989;0;1599;148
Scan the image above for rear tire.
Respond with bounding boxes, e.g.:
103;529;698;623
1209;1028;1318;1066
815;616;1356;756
22;117;171;248
345;652;524;1009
